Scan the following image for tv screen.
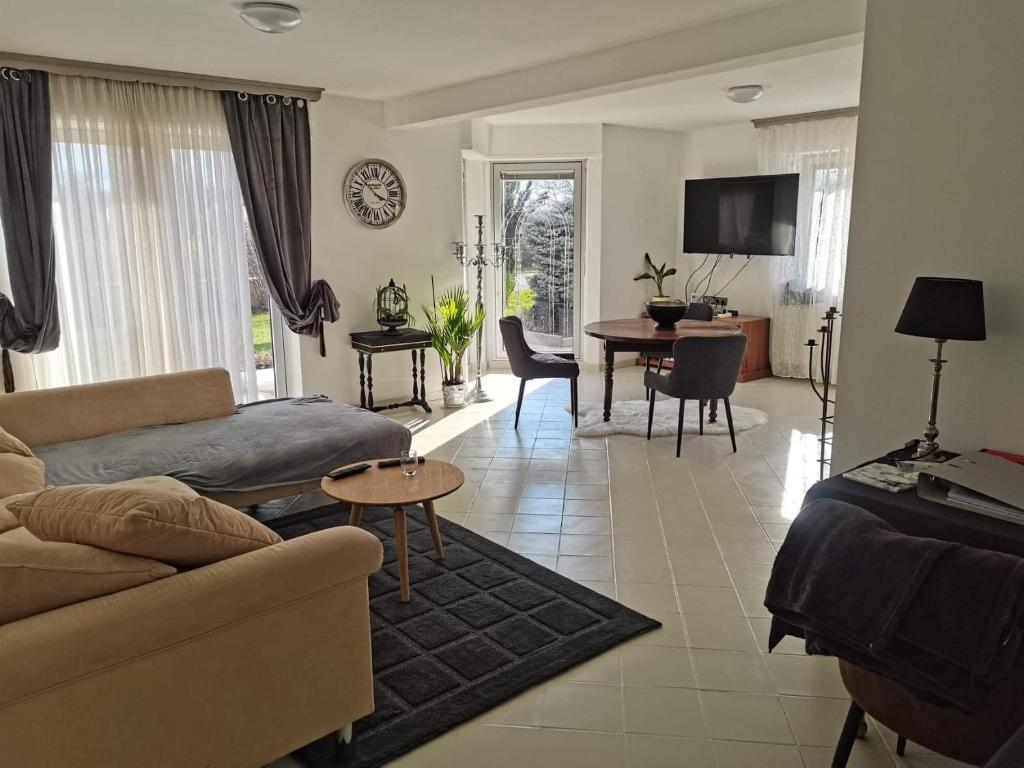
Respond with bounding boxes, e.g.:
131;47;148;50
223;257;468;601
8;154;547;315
683;174;799;256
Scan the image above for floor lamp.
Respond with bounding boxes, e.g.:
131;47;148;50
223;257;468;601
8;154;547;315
452;214;513;403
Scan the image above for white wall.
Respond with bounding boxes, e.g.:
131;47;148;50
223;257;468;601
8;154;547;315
675;122;776;317
599;124;688;359
832;0;1024;468
299;95;470;405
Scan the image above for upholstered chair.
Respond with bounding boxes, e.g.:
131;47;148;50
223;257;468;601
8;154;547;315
644;302;716;400
644;334;747;456
499;316;579;429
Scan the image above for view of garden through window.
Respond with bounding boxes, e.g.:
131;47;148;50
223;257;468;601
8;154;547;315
498;169;577;355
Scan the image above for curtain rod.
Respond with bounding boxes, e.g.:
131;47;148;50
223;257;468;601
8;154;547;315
752;106;858;129
0;52;323;102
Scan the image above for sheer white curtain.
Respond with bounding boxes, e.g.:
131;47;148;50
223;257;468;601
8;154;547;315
34;75;258;400
757;115;857;380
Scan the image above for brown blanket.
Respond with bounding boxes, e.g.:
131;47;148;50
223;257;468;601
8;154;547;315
765;499;1024;711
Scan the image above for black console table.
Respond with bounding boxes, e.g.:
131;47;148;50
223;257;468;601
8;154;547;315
349;329;433;414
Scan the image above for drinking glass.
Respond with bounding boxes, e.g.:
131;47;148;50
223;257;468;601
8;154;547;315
401;449;418;477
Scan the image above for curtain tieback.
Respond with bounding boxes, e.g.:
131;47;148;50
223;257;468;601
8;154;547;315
288;279;340;356
2;349;14;393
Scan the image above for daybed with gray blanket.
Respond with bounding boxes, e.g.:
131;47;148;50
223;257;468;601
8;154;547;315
0;368;411;508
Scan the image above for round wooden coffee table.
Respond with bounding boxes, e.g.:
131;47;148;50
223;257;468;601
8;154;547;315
321;459;465;602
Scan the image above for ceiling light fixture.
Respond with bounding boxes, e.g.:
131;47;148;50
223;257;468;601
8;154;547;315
726;84;765;104
239;2;303;34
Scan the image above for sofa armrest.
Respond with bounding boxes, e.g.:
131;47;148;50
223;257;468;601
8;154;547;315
0;525;383;707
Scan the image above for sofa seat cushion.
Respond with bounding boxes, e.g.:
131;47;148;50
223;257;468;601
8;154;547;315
9;476;282;568
33;396;412;494
0;497;23;534
0;429;45;499
0;526;176;625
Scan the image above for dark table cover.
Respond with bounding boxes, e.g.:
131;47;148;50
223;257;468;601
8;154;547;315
805;460;1024;558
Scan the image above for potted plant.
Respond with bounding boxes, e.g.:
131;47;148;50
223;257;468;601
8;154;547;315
633;252;676;302
423;285;484;408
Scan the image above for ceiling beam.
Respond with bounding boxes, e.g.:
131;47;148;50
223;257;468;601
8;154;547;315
383;0;865;128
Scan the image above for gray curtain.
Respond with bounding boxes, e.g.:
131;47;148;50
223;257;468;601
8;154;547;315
0;68;59;392
221;92;338;356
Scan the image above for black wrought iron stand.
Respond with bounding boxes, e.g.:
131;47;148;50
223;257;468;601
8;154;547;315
804;307;840;481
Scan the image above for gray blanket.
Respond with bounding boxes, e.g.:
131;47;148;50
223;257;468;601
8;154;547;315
36;396;412;493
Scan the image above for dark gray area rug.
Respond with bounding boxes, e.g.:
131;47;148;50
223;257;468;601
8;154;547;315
269;503;660;768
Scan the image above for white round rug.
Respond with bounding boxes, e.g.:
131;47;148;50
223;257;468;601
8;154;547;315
571;398;767;438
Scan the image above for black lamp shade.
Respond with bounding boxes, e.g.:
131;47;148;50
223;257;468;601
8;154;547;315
895;277;986;341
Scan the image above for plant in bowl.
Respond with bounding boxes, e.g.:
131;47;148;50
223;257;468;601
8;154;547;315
633;253;676;302
423;285;484;408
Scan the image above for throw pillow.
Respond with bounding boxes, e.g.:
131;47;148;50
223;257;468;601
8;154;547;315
0;428;45;498
0;500;20;534
10;476;282;568
0;526;176;625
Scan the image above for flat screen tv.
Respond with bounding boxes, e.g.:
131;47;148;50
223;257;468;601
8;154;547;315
683;173;799;256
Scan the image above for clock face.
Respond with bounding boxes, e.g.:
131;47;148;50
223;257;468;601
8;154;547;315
344;159;406;228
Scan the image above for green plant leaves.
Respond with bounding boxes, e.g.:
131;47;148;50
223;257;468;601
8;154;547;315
422;285;485;386
635;253;674;296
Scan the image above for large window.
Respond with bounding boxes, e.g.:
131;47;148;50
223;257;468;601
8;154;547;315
491;162;583;358
28;74;284;401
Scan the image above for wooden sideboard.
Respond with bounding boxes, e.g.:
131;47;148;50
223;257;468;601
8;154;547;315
636;314;772;382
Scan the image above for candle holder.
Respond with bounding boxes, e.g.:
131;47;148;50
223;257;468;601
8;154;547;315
805;306;840;481
452;214;516;402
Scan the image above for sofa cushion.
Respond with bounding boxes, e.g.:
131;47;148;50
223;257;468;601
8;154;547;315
0;526;176;625
9;476;282;568
0;498;21;534
0;428;45;499
34;395;412;493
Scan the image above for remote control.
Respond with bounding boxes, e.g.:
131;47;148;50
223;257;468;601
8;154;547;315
377;456;427;468
326;463;371;479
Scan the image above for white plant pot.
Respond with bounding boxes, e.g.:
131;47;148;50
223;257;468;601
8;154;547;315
442;383;469;408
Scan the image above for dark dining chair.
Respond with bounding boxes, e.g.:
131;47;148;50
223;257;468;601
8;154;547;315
499;316;580;430
644;303;715;401
645;334;747;456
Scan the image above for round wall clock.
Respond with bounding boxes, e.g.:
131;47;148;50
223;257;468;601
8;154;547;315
343;158;406;228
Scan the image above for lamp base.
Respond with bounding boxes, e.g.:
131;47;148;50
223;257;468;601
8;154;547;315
912;439;941;460
901;439;953;463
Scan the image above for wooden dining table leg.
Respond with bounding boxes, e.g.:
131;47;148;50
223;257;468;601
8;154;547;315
603;342;615;422
708;398;718;423
424;500;446;559
393;506;410;602
348;503;363;527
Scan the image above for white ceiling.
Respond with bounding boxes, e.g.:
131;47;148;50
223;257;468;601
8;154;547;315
485;45;863;132
1;0;784;100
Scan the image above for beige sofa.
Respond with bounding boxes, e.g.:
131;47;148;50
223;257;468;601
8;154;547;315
0;516;383;767
0;368;409;508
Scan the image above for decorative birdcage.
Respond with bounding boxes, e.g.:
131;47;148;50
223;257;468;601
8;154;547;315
375;278;410;334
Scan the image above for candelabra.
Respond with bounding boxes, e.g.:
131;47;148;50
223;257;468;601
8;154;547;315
452;214;515;402
804;307;840;481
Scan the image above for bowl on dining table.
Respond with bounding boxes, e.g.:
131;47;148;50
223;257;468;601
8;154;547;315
646;300;688;330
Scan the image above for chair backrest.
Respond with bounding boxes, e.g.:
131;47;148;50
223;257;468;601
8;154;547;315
685;303;714;321
667;334;748;399
499;316;535;377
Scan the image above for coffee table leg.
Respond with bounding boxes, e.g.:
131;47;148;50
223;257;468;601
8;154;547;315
348;503;363;527
603;342;614;422
424;500;445;559
393;507;410;602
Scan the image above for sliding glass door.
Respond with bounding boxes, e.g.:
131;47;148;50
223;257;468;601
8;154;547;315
492;162;583;358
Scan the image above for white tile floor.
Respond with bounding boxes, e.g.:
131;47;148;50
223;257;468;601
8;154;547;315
270;368;969;768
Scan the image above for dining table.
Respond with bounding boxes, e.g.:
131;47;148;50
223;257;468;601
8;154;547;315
583;317;743;422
